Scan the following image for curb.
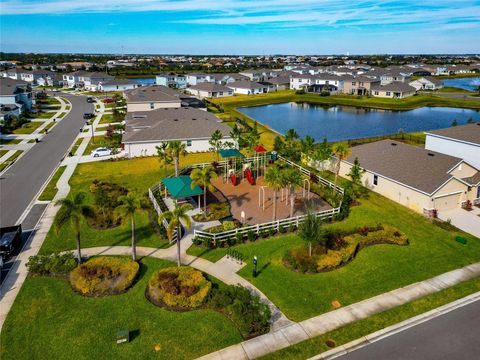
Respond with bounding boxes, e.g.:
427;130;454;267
307;291;480;360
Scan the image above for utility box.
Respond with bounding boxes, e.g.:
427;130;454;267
116;329;130;344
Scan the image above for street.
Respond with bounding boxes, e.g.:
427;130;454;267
0;93;92;228
339;299;480;360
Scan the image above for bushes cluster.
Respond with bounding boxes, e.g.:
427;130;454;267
208;285;271;338
192;202;231;222
284;224;408;273
26;252;77;276
88;180;128;229
146;267;211;308
70;256;139;296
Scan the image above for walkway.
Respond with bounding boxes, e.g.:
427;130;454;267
438;208;480;238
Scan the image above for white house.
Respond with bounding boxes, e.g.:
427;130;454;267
122;107;234;157
409;77;443;91
425;123;480;169
185;73;212;86
186;83;233;99
290;74;343;93
227;80;268;95
124;85;182;111
98;79;141;92
155;73;187;89
0;78;33;113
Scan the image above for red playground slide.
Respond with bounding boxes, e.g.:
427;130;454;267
245;168;255;185
230;174;237;186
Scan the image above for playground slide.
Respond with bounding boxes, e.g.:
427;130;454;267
245;168;255;185
230;174;237;186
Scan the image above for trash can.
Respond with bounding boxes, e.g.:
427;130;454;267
270;151;278;161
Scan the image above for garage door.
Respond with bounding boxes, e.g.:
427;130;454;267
434;194;460;211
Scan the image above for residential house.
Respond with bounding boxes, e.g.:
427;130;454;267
380;71;411;85
98;79;141;92
371;82;417;99
290;74;343;94
36;74;65;87
155;73;187;89
425;123;480;170
186;83;233;99
341;76;381;95
62;71;113;89
124;85;182;111
226;80;268;95
0;78;33;112
335;140;480;214
259;76;290;91
122;107;234;157
0;104;21;124
185;73;212;86
409;77;443;91
239;69;280;82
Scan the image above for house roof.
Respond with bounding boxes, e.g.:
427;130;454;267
462;172;480;186
124;85;182;103
101;78;139;86
344;139;464;194
0;78;30;95
123;107;232;143
371;82;417;93
227;80;266;90
189;83;232;92
426;123;480;145
162;176;203;199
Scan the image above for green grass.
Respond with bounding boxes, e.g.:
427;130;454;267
0;138;21;145
0;151;23;172
36;97;61;105
57;112;67;119
0;257;242;360
260;276;480;360
99;113;114;124
83;135;108;155
28;111;55;119
188;189;480;321
38;166;67;201
39;153;216;254
0;150;8;158
435;86;475;94
70;137;84;155
41;121;56;134
12;121;43;134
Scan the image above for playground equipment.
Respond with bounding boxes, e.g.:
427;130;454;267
258;186;266;211
228;168;237;186
245;168;255;185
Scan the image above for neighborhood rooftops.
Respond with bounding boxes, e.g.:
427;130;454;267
0;78;30;95
124;85;181;103
227;80;266;89
371;82;417;93
123;107;231;143
344;139;464;194
426;123;480;146
189;82;232;92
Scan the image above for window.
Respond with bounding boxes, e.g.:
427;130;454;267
386;92;391;96
373;174;378;186
186;140;192;147
150;102;155;109
352;81;356;86
374;91;379;95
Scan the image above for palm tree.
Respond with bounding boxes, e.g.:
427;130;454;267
300;135;315;159
190;166;217;218
54;192;95;264
159;203;192;266
156;143;173;177
115;192;146;261
332;142;351;190
264;167;283;221
168;140;187;177
299;210;324;257
282;168;303;218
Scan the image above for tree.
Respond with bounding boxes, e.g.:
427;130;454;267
190;166;217;217
284;129;300;160
281;168;303;218
346;157;365;187
264;167;283;221
244;122;260;154
168;140;186;177
158;203;192;266
300;135;315;159
230;124;243;149
209;129;224;160
54;192;95;264
332;143;351;191
156;143;173;177
273;136;284;153
299;210;324;257
312;138;332;169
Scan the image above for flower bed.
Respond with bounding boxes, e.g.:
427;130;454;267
284;225;408;273
69;256;139;296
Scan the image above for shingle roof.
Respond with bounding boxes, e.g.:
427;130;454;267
371;82;417;93
0;78;30;95
189;83;232;92
344;139;463;194
123;107;232;143
124;85;182;103
227;80;266;89
426;123;480;145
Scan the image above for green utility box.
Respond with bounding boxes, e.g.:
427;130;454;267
116;329;130;344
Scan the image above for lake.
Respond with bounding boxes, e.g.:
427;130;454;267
443;77;480;91
239;102;480;142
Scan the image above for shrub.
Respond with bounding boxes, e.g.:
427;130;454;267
69;256;139;296
247;230;256;242
26;252;77;276
223;220;236;231
192;236;202;246
268;228;276;237
288;224;297;233
146;267;211;309
193;202;231;222
260;230;269;238
279;225;287;234
235;232;244;244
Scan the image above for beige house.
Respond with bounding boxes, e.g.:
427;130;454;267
341;76;380;95
336;140;480;215
371;82;417;99
124;85;182;112
186;83;233;99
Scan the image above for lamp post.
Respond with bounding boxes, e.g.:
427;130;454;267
253;255;258;278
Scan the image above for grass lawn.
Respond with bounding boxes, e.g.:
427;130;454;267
83;135;108;155
99;113;114;124
435;87;475;94
37;97;61;105
0;150;8;158
28;111;55;120
0;151;23;172
187;189;480;321
0;257;242;360
38;166;67;201
0;138;21;145
40;153;216;254
57;112;67;119
261;276;480;360
12;121;43;134
70;137;84;155
41;121;56;134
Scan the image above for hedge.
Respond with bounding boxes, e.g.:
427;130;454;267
26;252;77;276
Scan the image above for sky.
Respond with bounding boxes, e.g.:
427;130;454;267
1;0;480;55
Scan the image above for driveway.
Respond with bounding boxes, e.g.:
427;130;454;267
0;93;93;227
438;207;480;238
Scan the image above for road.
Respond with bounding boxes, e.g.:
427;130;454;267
0;93;92;228
339;299;480;360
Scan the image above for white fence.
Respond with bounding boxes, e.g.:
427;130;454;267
149;185;178;244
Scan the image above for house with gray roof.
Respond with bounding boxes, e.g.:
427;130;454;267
124;85;182;111
98;78;141;92
409;77;443;91
186;83;233;99
371;82;417;99
335;139;480;214
226;80;268;95
122;107;234;157
0;78;32;113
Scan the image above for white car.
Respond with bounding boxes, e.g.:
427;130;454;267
91;147;112;157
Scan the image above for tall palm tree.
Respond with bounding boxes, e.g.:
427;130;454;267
156;143;173;177
190;166;217;218
54;192;95;264
159;203;192;266
115;192;146;261
332;142;351;190
264;167;283;221
282;168;303;218
300;135;315;159
168;140;187;177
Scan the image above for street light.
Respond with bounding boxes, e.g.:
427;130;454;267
91;121;95;145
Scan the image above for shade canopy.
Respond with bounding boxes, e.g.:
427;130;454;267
254;145;267;152
218;149;244;158
162;176;203;199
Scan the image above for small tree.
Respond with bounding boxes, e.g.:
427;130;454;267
273;136;284;153
156;143;173;177
244;123;260;154
229;124;243;149
159;203;192;266
190;166;217;217
347;157;365;187
312;138;332;169
332;142;351;191
300;135;315;159
209;129;224;160
299;210;324;256
168;140;187;177
281;168;303;218
54;192;95;264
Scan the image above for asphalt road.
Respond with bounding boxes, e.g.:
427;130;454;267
0;93;92;227
339;299;480;360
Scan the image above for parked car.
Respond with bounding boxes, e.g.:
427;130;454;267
83;113;95;119
86;96;94;103
0;225;22;258
102;98;114;103
91;147;112;157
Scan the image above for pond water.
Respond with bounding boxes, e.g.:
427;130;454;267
239;102;480;142
443;77;480;91
132;77;156;85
